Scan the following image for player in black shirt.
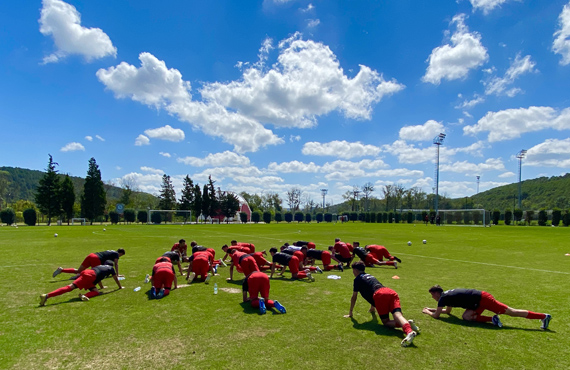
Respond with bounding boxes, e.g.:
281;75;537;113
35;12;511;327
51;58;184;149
162;251;184;275
40;261;123;306
52;249;126;281
344;262;420;347
423;285;551;329
269;248;313;281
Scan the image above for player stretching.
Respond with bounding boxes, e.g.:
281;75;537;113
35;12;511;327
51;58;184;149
52;249;125;288
269;248;314;281
423;285;551;329
344;262;419;347
352;243;397;269
150;257;178;299
363;243;401;267
243;271;287;315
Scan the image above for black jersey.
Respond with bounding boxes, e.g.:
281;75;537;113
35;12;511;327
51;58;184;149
353;247;368;260
192;245;207;254
353;273;384;306
95;250;119;263
162;251;180;263
93;265;116;284
281;248;296;255
272;252;292;265
306;249;323;260
438;289;483;310
295;241;309;246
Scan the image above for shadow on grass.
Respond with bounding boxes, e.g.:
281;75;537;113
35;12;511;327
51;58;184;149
238;301;282;315
37;288;123;307
437;314;552;332
269;275;313;283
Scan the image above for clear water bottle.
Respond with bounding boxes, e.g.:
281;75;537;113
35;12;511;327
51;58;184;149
134;286;141;292
214;283;218;295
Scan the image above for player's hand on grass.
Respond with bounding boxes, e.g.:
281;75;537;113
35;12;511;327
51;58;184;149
118;274;124;277
422;307;433;314
226;278;232;281
101;286;108;289
343;314;352;318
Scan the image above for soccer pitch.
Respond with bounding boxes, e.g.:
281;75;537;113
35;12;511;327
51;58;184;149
1;222;569;369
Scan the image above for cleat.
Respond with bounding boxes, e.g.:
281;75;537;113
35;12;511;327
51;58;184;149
394;256;402;263
408;319;421;334
39;294;48;306
150;286;157;298
204;273;211;284
213;265;218;274
157;288;165;299
492;315;503;328
187;272;196;283
259;298;266;314
307;272;315;282
401;331;417;347
219;259;227;267
144;274;150;284
541;314;551;330
79;293;89;302
316;266;323;274
338;264;344;272
52;267;63;278
393;261;398;269
274;300;287;314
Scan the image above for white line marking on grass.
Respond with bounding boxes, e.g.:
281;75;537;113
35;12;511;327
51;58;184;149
0;263;54;268
397;252;570;275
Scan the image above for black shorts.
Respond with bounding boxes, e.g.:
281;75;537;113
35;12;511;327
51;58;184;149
336;255;352;263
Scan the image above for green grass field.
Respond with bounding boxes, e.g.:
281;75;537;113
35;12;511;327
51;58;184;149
1;222;569;369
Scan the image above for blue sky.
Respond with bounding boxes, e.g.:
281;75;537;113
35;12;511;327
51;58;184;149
2;0;570;206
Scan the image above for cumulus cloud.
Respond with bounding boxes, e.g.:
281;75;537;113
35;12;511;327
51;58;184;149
470;0;519;15
39;0;116;63
140;166;164;175
399;120;445;141
95;135;105;141
456;94;485;109
144;125;185;142
307;19;320;28
60;142;85;152
113;172;164;195
302;140;381;158
525;138;570;167
553;2;570;65
268;160;321;173
159;152;171;158
463;106;570;142
484;54;537;97
177;151;250;167
498;171;515;178
422;14;488;85
290;135;301;142
85;136;93;141
382;140;435;164
135;134;150;146
301;4;315;12
440;158;505;174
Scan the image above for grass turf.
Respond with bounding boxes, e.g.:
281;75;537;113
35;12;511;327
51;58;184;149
1;222;569;369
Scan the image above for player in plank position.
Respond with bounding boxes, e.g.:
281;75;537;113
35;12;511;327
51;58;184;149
243;271;287;315
226;249;260;281
186;250;215;284
52;249;125;289
269;248;314;281
344;262;419;347
40;261;123;306
352;242;397;269
329;239;352;269
305;248;343;272
422;285;552;329
161;251;184;275
282;246;322;274
150;257;178;299
221;243;252;263
171;239;188;258
363;243;401;266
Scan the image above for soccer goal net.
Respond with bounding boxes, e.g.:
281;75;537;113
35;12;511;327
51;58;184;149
400;209;490;227
147;210;192;224
71;218;86;226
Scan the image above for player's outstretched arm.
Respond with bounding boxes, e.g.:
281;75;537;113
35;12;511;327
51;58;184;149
423;306;445;318
173;274;178;289
344;292;358;318
113;275;123;289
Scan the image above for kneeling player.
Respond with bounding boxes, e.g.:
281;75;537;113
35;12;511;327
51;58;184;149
186;251;215;284
363;243;401;266
353;243;397;269
40;261;123;306
243;271;286;314
151;257;178;299
306;248;343;272
269;248;314;281
344;262;419;347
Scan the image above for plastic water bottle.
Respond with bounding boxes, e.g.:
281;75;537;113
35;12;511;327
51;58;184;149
134;287;141;292
118;277;125;280
214;283;218;295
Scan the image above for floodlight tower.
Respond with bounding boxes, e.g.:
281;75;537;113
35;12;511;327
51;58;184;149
476;176;480;194
433;133;446;215
516;149;527;209
320;188;328;210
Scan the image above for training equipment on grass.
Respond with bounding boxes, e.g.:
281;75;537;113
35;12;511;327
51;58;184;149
133;287;141;292
423;240;427;244
407;241;412;246
71;218;86;225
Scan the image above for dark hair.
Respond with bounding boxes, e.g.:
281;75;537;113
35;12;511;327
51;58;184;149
117;248;125;255
353;241;359;247
269;247;278;254
222;244;228;250
301;246;307;251
190;241;197;247
328;246;333;251
351;261;365;272
103;260;114;266
231;240;237;244
179;239;186;243
429;285;444;294
228;249;236;254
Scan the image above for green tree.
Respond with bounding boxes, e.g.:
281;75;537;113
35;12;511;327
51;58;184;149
158;174;177;215
219;191;240;223
23;208;37;226
0;208;16;225
274;212;282;223
552;208;562;226
240;212;248;223
316;213;323;223
251;211;261;223
294;211;304;223
504;209;512;225
492;210;500;225
109;211;120;224
324;213;332;222
201;184;210;221
305;213;312;223
137;210;147;223
192;184;202;221
60;175;75;225
80;158;106;225
35;155;61;225
263;211;272;224
0;170;11;208
538;209;548;226
124;208;136;224
207;176;219;218
284;212;293;223
178;175;195;222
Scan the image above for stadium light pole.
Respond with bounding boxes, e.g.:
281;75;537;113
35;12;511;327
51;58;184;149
516;149;527;209
433;133;446;216
476;175;480;194
320;189;328;211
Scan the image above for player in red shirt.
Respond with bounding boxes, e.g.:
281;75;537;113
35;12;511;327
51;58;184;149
305;248;343;271
186;251;215;284
364;243;401;265
221;244;251;263
243;271;286;314
269;248;314;281
150;257;178;298
226;249;260;280
330;238;353;268
171;239;188;258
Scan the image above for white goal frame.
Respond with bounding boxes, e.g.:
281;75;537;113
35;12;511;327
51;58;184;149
147;210;192;224
400;209;490;227
71;218;86;225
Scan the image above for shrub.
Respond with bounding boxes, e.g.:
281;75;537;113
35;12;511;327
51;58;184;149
407;212;413;224
377;212;383;223
563;210;570;227
324;213;332;222
137;210;147;223
395;213;401;223
463;212;471;225
285;212;293;223
364;213;370;223
369;212;376;223
552;208;561;226
294;211;304;223
305;213;312;223
492;210;500;225
275;212;282;223
454;212;462;225
150;212;162;224
0;208;16;225
350;212;358;222
240;212;248;223
382;213;388;223
23;208;37;226
525;210;534;225
388;212;394;223
514;209;523;223
263;211;272;224
124;209;136;224
504;209;512;226
251;211;261;223
537;209;548;226
109;211;120;224
316;213;323;223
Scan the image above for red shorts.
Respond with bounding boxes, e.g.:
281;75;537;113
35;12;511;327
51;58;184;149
476;291;508;315
240;256;260;276
247;271;270;299
81;253;101;269
73;269;97;290
372;287;401;316
206;248;216;259
364;254;379;266
289;256;301;275
153;269;175;290
192;257;210;277
321;251;331;265
307;242;315;249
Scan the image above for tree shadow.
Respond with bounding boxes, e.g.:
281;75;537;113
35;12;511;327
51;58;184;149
437;314;553;332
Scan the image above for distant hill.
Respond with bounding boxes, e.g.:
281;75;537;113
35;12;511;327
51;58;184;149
0;166;158;207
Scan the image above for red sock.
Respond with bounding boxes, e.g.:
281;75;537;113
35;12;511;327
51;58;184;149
526;311;546;320
48;285;73;298
84;290;99;298
296;272;308;279
251;298;260;308
386;261;395;266
475;315;493;323
265;299;275;308
401;322;413;335
324;265;335;271
163;289;170;297
307;266;318;271
62;268;77;274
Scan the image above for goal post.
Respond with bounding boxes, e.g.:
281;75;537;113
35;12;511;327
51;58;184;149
400;209;490;227
71;218;86;226
147;210;192;224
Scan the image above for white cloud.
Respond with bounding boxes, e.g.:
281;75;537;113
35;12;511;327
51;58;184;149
484;54;537;96
399;120;445;141
307;19;320;28
60;142;85;152
234;176;284;185
289;135;301;142
135;134;150;146
114;172;164;195
302;140;381;158
192;166;264;182
159;152;171;158
382;140;435;164
85;135;93;141
470;0;519;15
454;140;486;157
456;94;485;109
498;171;515;178
39;0;116;63
95;135;105;141
423;14;488;85
553;2;570;65
140;166;164;175
268;160;321;173
440;158;505;174
464;106;570;142
301;4;315;12
177;151;250;167
144;125;185;142
525;138;570;167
